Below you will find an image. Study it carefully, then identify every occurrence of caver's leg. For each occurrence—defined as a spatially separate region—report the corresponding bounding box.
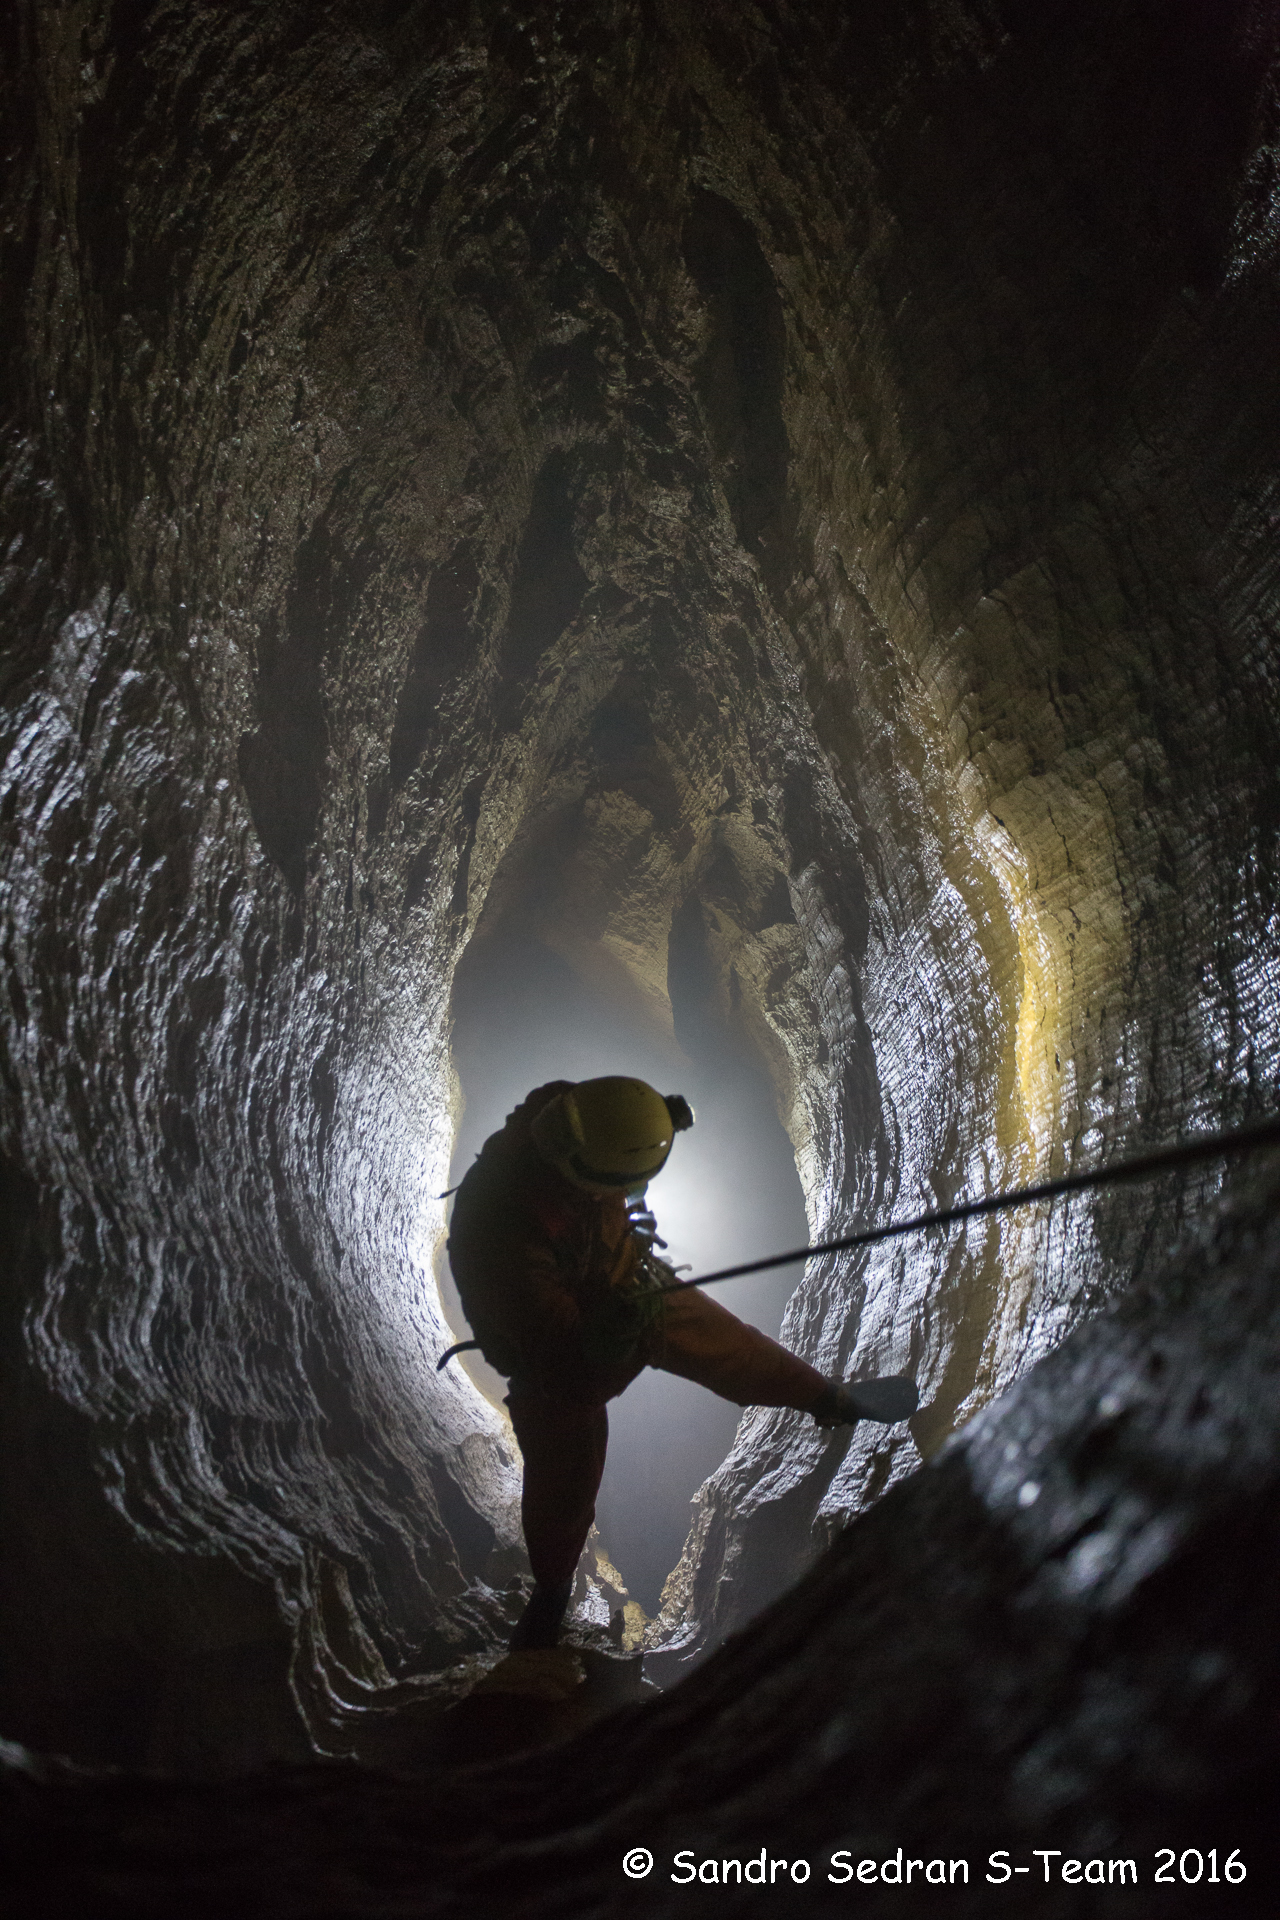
[650,1285,830,1410]
[650,1286,918,1425]
[505,1393,609,1648]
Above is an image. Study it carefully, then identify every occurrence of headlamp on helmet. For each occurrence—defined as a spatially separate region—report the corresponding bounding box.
[530,1076,694,1193]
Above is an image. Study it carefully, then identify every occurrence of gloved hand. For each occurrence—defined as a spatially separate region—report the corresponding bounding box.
[626,1205,668,1250]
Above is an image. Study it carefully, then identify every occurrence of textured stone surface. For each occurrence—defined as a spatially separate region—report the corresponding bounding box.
[2,0,1279,1773]
[5,1157,1280,1914]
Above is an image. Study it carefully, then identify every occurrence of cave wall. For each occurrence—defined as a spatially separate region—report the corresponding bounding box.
[8,1152,1280,1913]
[2,0,1278,1759]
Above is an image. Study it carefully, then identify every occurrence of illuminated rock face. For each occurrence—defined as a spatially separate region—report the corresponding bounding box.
[8,1161,1280,1906]
[2,0,1278,1764]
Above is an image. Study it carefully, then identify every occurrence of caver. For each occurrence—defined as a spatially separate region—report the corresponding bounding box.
[446,1076,918,1650]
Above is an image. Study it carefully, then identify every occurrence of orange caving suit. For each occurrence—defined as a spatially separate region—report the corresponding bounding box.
[447,1082,830,1588]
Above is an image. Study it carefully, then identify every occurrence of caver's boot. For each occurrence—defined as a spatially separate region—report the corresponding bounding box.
[509,1578,574,1651]
[811,1375,920,1428]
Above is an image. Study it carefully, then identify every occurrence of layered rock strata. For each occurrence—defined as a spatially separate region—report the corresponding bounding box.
[6,1154,1280,1915]
[1,0,1278,1762]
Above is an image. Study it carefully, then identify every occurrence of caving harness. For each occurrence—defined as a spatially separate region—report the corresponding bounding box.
[438,1196,677,1375]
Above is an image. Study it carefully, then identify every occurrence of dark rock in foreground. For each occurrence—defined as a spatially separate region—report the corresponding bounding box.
[5,1162,1280,1917]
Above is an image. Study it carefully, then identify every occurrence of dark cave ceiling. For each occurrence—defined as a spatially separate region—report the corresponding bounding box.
[2,0,1280,1865]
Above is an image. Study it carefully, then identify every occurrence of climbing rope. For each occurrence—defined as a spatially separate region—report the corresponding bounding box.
[435,1112,1280,1366]
[666,1111,1280,1294]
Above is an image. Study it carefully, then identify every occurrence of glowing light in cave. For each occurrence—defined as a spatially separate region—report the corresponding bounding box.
[439,928,811,1613]
[970,808,1069,1171]
[642,1089,802,1288]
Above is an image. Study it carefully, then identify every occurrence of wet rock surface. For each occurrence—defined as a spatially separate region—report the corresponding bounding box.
[2,0,1280,1853]
[6,1159,1280,1915]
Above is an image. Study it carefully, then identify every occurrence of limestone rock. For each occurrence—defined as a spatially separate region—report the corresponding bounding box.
[2,0,1279,1820]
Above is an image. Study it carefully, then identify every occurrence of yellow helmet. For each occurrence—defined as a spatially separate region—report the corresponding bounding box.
[530,1077,694,1192]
